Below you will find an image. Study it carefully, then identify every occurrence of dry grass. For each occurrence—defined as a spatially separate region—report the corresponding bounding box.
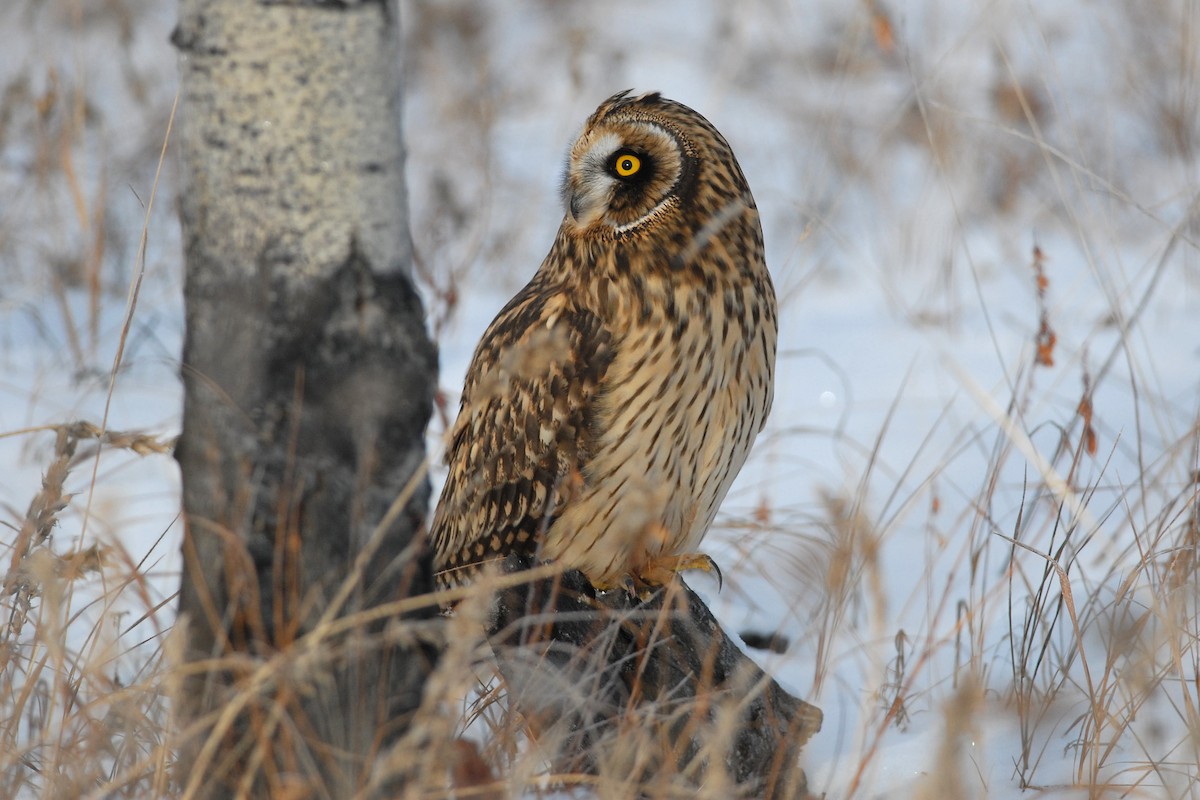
[1,423,176,798]
[4,0,1200,798]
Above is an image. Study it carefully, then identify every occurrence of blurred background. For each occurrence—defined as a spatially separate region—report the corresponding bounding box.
[2,1,1198,797]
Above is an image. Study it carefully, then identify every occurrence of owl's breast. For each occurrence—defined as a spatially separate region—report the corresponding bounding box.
[541,269,776,586]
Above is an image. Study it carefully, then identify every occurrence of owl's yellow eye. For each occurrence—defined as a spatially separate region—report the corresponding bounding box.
[614,153,641,177]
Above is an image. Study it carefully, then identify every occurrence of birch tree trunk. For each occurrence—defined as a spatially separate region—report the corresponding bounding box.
[171,2,437,796]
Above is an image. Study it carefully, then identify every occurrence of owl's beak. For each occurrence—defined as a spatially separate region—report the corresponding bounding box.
[567,191,584,222]
[562,173,605,230]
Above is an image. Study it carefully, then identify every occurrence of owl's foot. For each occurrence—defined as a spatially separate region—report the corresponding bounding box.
[621,552,722,599]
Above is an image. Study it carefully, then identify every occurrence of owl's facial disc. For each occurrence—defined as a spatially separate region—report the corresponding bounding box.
[562,120,687,235]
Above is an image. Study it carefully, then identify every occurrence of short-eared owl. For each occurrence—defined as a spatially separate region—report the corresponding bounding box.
[432,90,776,591]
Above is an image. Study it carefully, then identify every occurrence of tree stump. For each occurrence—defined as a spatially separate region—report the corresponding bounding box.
[488,555,822,798]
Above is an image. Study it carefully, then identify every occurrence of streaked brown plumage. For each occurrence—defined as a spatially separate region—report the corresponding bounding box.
[431,90,776,590]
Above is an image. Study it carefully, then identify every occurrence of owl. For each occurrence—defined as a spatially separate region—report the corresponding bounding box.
[431,90,776,593]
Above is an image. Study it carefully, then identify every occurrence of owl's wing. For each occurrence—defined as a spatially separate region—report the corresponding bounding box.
[431,286,614,586]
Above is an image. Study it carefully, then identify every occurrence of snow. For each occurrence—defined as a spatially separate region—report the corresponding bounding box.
[3,0,1199,797]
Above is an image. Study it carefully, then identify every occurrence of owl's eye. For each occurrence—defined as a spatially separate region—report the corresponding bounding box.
[611,152,642,178]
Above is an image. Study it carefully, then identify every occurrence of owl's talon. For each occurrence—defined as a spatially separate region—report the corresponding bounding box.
[708,557,724,592]
[683,552,722,591]
[622,551,722,597]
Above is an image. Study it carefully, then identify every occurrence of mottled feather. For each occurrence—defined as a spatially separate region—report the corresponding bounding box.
[431,273,615,585]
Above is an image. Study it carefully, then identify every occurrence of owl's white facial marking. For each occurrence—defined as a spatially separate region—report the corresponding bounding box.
[563,132,622,229]
[611,197,675,234]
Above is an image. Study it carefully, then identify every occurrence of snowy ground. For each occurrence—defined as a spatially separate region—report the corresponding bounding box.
[3,1,1198,797]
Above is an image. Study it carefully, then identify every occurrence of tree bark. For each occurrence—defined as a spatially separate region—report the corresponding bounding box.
[489,557,823,799]
[172,1,437,797]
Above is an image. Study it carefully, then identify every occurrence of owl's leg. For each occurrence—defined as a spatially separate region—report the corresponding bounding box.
[623,552,722,599]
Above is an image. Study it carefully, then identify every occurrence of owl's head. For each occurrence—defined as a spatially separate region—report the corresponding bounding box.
[560,90,752,239]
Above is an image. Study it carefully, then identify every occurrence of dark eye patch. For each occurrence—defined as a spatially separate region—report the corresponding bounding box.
[606,149,655,183]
